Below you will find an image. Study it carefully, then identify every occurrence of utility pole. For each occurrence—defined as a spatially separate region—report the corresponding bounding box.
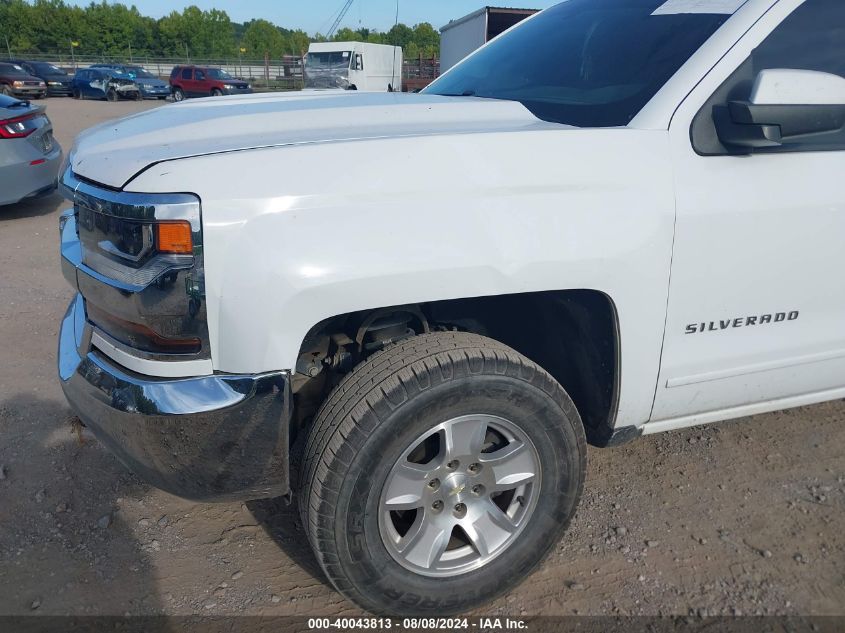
[70,40,79,69]
[184,42,189,62]
[128,41,132,62]
[4,35,10,59]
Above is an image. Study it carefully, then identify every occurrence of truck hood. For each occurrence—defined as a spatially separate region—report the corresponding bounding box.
[70,92,560,188]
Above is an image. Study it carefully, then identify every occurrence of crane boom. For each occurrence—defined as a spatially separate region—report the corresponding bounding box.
[327,0,356,39]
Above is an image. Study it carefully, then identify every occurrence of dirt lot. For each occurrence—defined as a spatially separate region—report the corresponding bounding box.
[0,98,843,621]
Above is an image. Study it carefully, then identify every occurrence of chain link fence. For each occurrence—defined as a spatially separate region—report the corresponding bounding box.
[6,51,441,92]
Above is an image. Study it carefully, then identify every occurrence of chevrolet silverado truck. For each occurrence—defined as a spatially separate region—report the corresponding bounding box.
[57,0,845,616]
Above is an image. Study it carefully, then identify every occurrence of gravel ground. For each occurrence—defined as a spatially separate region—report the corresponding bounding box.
[0,98,843,620]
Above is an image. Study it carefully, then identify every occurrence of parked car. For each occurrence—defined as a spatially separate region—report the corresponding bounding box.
[57,0,845,617]
[90,64,170,99]
[0,92,61,206]
[0,63,46,99]
[8,60,72,96]
[168,65,252,100]
[70,68,141,101]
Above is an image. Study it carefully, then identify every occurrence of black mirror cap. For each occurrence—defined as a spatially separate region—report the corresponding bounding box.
[714,104,782,151]
[714,101,845,152]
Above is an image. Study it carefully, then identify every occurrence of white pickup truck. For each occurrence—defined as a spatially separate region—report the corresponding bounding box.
[57,0,844,616]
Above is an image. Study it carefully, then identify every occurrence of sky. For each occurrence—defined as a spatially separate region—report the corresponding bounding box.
[65,0,563,33]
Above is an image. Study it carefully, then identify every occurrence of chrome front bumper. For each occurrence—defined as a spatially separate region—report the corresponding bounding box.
[58,293,292,501]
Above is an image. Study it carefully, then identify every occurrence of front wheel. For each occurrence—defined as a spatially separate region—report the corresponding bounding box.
[0,84,12,96]
[106,89,118,102]
[300,332,587,615]
[172,87,185,102]
[211,88,223,97]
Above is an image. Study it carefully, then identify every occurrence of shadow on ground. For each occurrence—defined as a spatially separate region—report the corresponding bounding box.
[246,495,332,591]
[0,192,63,222]
[0,393,168,620]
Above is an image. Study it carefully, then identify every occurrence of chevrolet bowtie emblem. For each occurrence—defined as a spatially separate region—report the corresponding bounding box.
[449,483,466,496]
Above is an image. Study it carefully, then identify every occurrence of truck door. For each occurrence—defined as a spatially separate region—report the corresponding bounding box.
[351,52,364,90]
[180,67,194,96]
[88,70,107,98]
[653,0,845,426]
[194,68,207,95]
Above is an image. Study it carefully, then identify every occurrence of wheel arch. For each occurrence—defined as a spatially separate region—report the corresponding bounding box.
[293,289,622,448]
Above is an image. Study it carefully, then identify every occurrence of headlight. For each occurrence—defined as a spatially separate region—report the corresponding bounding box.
[48,81,62,86]
[12,81,23,87]
[60,145,77,182]
[38,81,46,87]
[223,84,235,89]
[246,84,252,89]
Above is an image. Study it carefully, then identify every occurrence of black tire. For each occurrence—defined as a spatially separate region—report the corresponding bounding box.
[134,90,143,101]
[106,88,118,102]
[0,84,12,96]
[173,87,185,102]
[300,331,587,616]
[72,88,81,99]
[211,88,223,97]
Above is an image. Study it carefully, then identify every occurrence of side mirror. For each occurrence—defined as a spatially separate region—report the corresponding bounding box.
[714,69,845,150]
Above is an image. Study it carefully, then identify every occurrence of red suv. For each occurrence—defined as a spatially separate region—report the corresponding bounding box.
[169,65,253,100]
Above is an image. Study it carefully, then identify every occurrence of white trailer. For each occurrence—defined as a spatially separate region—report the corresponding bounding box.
[440,6,538,72]
[304,42,403,92]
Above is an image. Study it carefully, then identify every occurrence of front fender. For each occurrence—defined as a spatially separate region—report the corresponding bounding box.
[126,128,675,427]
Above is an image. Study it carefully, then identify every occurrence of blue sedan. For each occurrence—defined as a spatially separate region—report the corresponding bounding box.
[70,68,142,101]
[90,64,171,99]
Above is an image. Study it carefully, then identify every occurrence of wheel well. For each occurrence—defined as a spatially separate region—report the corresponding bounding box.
[293,289,620,447]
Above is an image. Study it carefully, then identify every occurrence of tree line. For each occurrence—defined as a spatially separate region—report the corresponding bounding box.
[0,0,441,60]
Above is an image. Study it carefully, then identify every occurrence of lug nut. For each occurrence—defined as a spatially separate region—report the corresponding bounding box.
[471,484,485,496]
[446,460,460,470]
[427,478,440,491]
[468,462,482,474]
[432,500,444,512]
[453,503,467,518]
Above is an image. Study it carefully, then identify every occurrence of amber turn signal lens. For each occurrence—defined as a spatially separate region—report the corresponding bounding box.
[155,222,193,254]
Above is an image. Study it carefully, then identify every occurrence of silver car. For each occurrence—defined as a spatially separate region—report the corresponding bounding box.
[0,92,62,206]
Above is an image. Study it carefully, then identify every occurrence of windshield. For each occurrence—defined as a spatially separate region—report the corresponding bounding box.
[0,64,30,77]
[206,68,234,80]
[105,71,133,80]
[306,51,352,70]
[124,66,156,79]
[425,0,732,127]
[34,62,66,75]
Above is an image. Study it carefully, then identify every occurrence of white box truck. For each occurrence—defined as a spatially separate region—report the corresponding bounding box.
[440,6,538,72]
[304,42,403,92]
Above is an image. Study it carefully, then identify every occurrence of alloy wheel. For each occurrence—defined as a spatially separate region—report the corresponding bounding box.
[378,414,541,577]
